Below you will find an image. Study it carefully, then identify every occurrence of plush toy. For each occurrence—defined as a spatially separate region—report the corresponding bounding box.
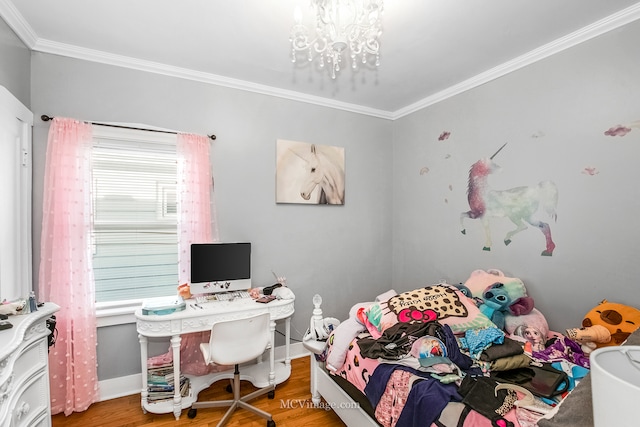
[505,308,551,352]
[177,283,192,299]
[581,299,640,348]
[461,269,506,297]
[565,325,611,354]
[271,286,295,300]
[0,300,25,316]
[477,282,530,330]
[459,269,535,330]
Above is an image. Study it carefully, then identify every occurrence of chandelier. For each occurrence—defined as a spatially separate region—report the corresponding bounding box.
[289,0,384,79]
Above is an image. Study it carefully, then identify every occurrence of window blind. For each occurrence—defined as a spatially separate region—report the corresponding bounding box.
[91,129,179,303]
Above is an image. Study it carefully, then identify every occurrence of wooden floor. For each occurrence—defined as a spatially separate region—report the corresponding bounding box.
[51,356,346,427]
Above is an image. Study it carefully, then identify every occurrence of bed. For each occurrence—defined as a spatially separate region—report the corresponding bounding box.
[303,284,640,427]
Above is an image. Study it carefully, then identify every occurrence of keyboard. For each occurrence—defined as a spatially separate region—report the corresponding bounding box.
[195,290,251,304]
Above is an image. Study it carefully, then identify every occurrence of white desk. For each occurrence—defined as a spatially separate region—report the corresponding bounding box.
[135,296,295,420]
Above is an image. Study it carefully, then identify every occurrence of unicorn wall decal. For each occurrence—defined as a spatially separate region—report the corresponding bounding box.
[460,143,558,256]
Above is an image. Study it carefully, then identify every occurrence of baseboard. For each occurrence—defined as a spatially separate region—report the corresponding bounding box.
[99,373,143,401]
[98,342,309,402]
[274,341,307,361]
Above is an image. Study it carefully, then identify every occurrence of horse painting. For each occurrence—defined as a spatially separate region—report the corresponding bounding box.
[275,140,345,205]
[299,144,345,204]
[460,143,558,256]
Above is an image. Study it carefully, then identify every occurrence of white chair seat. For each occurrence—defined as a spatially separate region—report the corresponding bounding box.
[188,312,276,427]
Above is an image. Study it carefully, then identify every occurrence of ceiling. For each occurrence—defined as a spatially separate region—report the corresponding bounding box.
[2,0,640,119]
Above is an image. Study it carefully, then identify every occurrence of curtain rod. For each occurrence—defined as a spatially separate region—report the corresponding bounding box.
[41,115,216,140]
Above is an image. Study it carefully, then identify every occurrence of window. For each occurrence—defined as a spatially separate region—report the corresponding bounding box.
[91,127,179,303]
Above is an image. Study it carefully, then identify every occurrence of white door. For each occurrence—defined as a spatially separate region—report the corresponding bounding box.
[0,86,33,303]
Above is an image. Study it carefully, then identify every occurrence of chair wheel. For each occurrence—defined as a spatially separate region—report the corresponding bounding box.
[267,420,276,427]
[187,408,197,419]
[226,384,233,393]
[268,390,275,399]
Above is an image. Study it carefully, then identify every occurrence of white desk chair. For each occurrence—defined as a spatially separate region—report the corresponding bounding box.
[187,312,276,427]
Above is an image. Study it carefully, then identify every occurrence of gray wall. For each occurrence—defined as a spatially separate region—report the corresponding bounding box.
[391,21,640,332]
[0,17,30,107]
[29,53,393,379]
[4,14,640,382]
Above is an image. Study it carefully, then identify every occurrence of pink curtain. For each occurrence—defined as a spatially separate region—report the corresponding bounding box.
[39,118,99,416]
[148,133,222,376]
[177,133,218,284]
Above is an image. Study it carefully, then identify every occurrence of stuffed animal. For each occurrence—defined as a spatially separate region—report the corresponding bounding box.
[505,308,551,352]
[478,282,529,330]
[459,269,535,330]
[0,300,25,316]
[177,283,192,299]
[271,286,295,300]
[581,300,640,348]
[565,325,611,354]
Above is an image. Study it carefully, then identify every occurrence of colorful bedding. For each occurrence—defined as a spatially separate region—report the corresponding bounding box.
[322,281,593,427]
[326,333,379,393]
[326,329,534,427]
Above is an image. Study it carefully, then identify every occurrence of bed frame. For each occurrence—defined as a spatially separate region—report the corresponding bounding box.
[303,298,379,427]
[302,297,640,427]
[309,354,379,426]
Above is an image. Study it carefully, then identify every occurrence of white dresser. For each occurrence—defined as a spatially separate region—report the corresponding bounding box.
[0,303,59,427]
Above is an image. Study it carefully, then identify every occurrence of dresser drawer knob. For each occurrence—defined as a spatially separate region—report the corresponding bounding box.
[0,374,14,402]
[16,401,31,419]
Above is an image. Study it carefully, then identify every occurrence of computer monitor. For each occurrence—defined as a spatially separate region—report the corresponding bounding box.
[190,242,251,294]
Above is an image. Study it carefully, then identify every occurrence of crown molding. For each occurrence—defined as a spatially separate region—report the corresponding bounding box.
[0,0,36,47]
[2,0,639,120]
[32,38,395,121]
[392,2,640,119]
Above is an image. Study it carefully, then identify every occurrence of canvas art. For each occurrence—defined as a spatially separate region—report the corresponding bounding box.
[276,139,345,205]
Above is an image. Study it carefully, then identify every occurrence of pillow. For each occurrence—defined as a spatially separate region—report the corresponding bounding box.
[504,308,549,337]
[325,317,366,372]
[364,284,496,335]
[461,269,509,298]
[326,301,374,371]
[462,269,531,305]
[504,308,551,352]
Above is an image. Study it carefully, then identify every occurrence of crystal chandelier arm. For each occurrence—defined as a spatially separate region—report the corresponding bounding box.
[289,0,384,78]
[290,24,312,51]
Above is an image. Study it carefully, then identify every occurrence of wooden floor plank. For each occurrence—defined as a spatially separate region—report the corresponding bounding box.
[51,356,347,427]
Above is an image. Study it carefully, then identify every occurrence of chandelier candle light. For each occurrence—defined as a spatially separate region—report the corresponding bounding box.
[290,0,384,79]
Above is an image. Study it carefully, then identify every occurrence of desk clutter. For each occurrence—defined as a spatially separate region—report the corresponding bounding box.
[141,296,186,315]
[139,283,295,318]
[178,281,295,301]
[134,284,295,420]
[147,363,190,403]
[140,287,295,316]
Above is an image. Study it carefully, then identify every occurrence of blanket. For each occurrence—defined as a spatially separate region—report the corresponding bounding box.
[538,327,640,427]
